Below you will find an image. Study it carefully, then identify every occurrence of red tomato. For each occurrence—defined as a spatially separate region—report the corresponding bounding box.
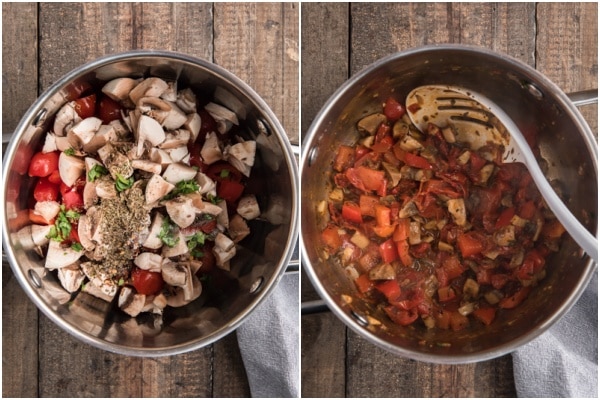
[206,161,243,183]
[376,279,402,302]
[33,177,60,202]
[403,152,433,170]
[97,95,123,123]
[355,274,374,294]
[131,268,165,295]
[218,179,245,204]
[383,97,406,121]
[47,169,62,184]
[62,190,84,210]
[384,306,418,326]
[64,81,93,101]
[28,151,59,177]
[73,94,97,119]
[198,109,218,136]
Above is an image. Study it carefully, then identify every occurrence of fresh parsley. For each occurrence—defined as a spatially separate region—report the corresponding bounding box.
[187,231,207,258]
[158,217,180,247]
[47,206,80,243]
[71,242,83,252]
[115,174,134,192]
[64,148,76,156]
[206,193,223,204]
[163,180,200,200]
[88,164,109,182]
[219,169,230,179]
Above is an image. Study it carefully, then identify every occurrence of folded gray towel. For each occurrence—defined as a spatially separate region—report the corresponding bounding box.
[513,271,598,398]
[237,272,299,398]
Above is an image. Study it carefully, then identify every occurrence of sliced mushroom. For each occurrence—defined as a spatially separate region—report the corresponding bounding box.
[129,77,169,104]
[165,145,189,163]
[136,115,166,157]
[161,261,188,286]
[382,161,402,187]
[200,132,223,165]
[368,263,396,280]
[213,244,236,268]
[143,212,165,249]
[30,224,52,247]
[58,152,85,187]
[237,195,260,220]
[216,200,229,229]
[54,101,82,136]
[102,77,139,103]
[137,96,172,125]
[95,175,118,199]
[159,129,191,150]
[162,101,188,130]
[205,102,239,134]
[165,197,197,228]
[108,119,130,137]
[228,214,250,243]
[131,159,162,175]
[357,113,386,136]
[226,141,256,177]
[195,172,217,196]
[42,133,59,153]
[77,214,95,251]
[184,113,201,142]
[214,86,246,120]
[149,147,173,166]
[57,263,85,293]
[175,88,197,114]
[118,286,147,317]
[161,162,197,185]
[398,201,419,219]
[166,275,202,307]
[83,124,118,154]
[494,225,516,246]
[33,200,61,222]
[67,117,103,149]
[134,252,163,272]
[45,240,83,269]
[160,81,178,102]
[447,198,467,226]
[398,135,423,151]
[145,174,175,204]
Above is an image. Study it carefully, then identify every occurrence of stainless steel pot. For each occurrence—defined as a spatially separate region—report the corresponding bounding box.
[3,50,299,356]
[301,44,597,363]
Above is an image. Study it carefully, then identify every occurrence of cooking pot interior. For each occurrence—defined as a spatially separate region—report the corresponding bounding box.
[4,52,297,355]
[301,46,597,361]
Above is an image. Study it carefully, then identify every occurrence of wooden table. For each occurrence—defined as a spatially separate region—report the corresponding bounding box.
[2,3,298,397]
[300,2,597,398]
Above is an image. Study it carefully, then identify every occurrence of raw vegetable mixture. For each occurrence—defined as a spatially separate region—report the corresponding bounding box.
[320,96,566,331]
[9,75,262,318]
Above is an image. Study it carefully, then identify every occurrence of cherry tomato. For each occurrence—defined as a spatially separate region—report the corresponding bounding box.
[33,177,60,202]
[198,109,218,136]
[97,95,123,124]
[47,169,62,184]
[62,190,84,211]
[28,151,59,177]
[218,179,245,204]
[206,161,243,183]
[131,268,165,295]
[188,142,208,172]
[73,93,97,119]
[64,81,93,101]
[383,97,406,121]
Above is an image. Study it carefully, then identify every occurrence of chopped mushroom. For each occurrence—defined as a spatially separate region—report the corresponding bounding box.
[447,198,467,226]
[33,200,61,222]
[357,113,386,136]
[228,214,250,243]
[161,261,188,287]
[184,113,201,142]
[45,240,83,269]
[159,129,191,150]
[205,102,239,134]
[134,252,163,272]
[237,195,260,220]
[129,77,169,105]
[200,132,223,165]
[57,263,85,293]
[136,115,166,157]
[165,197,197,228]
[162,162,197,185]
[226,141,256,177]
[53,101,82,136]
[143,212,166,249]
[368,263,396,280]
[58,152,85,187]
[162,102,188,130]
[162,231,188,258]
[145,174,175,204]
[175,88,197,114]
[68,117,103,149]
[131,159,162,175]
[102,77,139,103]
[118,286,146,317]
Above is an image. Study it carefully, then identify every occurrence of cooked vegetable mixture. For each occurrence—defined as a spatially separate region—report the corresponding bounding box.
[321,96,566,331]
[11,76,261,317]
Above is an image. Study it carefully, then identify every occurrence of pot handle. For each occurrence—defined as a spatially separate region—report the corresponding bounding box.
[567,88,598,107]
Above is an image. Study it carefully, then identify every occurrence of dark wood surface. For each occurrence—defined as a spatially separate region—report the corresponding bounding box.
[2,2,298,398]
[300,2,597,398]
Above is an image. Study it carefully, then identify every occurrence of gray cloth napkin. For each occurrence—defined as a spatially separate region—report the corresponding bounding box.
[513,270,598,398]
[237,272,299,398]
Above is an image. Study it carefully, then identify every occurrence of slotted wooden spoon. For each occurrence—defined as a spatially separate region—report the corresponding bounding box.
[406,85,598,262]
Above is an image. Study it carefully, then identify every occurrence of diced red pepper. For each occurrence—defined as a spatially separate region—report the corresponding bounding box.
[396,240,412,267]
[376,279,402,302]
[374,204,391,227]
[355,273,374,294]
[449,311,469,331]
[404,152,433,170]
[499,286,531,309]
[333,145,355,172]
[472,306,496,326]
[341,202,363,224]
[457,232,484,258]
[384,306,418,326]
[359,194,379,217]
[321,226,342,250]
[518,200,537,219]
[437,286,456,302]
[379,239,398,263]
[495,207,516,229]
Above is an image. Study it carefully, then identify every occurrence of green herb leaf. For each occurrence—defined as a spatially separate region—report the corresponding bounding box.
[64,148,76,156]
[117,278,125,286]
[88,164,109,182]
[71,242,83,252]
[219,169,230,179]
[158,217,180,247]
[46,206,80,242]
[115,174,134,192]
[163,179,200,200]
[206,193,223,204]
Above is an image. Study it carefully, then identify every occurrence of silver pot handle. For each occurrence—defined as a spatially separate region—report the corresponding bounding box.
[567,89,598,107]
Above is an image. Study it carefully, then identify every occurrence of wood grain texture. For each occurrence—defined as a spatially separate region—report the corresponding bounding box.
[4,2,296,398]
[2,3,40,398]
[214,2,299,145]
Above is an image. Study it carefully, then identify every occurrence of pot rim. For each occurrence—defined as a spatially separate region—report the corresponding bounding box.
[3,49,299,357]
[300,43,597,364]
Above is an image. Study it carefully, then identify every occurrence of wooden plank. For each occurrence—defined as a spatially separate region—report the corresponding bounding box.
[536,2,598,135]
[2,3,40,398]
[300,2,350,137]
[214,3,299,145]
[35,3,217,397]
[300,3,349,397]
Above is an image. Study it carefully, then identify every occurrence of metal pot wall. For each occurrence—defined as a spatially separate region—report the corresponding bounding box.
[3,50,299,356]
[301,44,597,363]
